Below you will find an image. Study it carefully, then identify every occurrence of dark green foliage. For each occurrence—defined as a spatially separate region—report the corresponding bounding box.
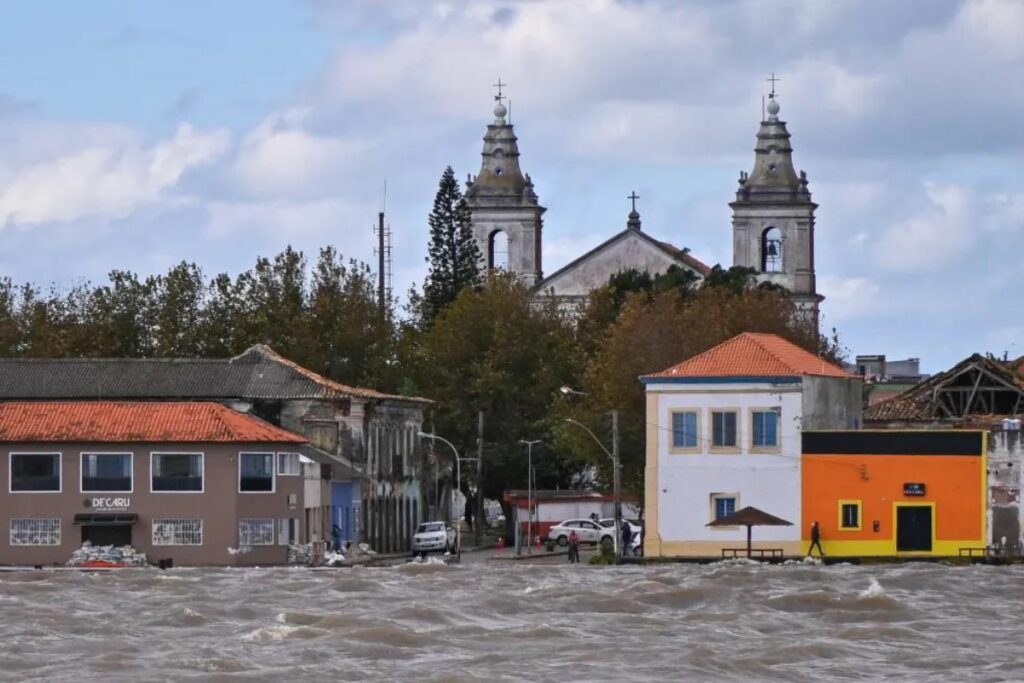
[420,166,482,325]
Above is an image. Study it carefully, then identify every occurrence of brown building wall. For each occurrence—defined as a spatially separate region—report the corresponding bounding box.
[0,441,304,567]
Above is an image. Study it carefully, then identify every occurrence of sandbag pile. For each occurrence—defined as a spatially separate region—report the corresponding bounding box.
[67,541,148,567]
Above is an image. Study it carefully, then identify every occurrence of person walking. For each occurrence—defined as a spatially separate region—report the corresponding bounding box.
[808,520,825,557]
[567,529,580,564]
[620,520,633,558]
[331,523,343,552]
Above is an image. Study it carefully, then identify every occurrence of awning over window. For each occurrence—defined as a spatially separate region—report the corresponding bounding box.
[73,513,138,526]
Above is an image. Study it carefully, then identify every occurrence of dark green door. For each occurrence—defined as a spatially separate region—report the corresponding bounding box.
[896,506,932,552]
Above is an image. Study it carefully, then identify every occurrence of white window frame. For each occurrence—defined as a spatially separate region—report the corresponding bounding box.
[239,452,276,494]
[8,452,62,494]
[239,518,275,546]
[10,518,61,546]
[277,452,302,477]
[152,518,203,546]
[80,452,134,494]
[669,410,700,453]
[150,452,205,494]
[749,408,781,451]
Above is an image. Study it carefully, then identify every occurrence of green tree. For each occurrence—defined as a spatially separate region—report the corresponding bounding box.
[416,273,586,535]
[420,166,482,324]
[153,262,207,357]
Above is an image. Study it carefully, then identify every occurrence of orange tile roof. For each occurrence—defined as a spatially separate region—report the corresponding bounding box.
[0,401,307,443]
[646,333,853,379]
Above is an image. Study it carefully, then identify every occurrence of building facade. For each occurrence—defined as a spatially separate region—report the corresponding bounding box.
[0,402,307,567]
[642,333,861,558]
[0,345,431,553]
[802,430,987,557]
[731,94,823,326]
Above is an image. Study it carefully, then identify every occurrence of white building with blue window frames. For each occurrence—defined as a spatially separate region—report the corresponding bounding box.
[641,333,861,558]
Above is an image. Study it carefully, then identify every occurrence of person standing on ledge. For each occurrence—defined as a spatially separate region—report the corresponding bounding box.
[808,521,825,557]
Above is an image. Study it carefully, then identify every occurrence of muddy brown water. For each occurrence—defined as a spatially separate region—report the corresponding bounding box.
[1,560,1022,681]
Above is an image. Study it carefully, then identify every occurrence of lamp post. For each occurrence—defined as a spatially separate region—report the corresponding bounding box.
[561,386,622,563]
[418,431,463,562]
[518,439,541,555]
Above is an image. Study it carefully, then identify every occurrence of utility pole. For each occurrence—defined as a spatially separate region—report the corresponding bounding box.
[475,410,484,547]
[377,210,386,315]
[612,410,622,564]
[518,439,541,556]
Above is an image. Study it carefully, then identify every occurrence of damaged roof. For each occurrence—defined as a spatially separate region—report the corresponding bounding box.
[0,344,430,404]
[865,353,1024,422]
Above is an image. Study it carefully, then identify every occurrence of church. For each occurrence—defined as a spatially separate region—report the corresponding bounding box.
[462,82,823,325]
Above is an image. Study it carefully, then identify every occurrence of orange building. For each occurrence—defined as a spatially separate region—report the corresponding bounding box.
[802,431,986,557]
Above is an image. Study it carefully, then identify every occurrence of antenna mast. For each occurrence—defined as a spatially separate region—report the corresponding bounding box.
[374,181,393,315]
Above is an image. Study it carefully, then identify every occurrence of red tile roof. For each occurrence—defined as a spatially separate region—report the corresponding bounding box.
[646,333,853,379]
[0,401,307,443]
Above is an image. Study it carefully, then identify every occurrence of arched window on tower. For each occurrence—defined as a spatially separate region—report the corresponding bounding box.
[489,230,509,270]
[761,227,783,273]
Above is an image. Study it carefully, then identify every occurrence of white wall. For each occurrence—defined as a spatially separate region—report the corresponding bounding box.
[649,381,803,544]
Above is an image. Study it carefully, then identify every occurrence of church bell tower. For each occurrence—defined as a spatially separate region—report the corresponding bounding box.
[731,84,822,327]
[464,83,545,285]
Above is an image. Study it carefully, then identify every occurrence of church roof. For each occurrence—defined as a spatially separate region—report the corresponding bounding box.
[644,333,851,380]
[534,226,710,293]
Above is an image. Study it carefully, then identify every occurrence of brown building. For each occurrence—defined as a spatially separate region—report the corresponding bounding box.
[0,401,308,567]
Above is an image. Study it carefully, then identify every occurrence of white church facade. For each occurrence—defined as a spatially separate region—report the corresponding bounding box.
[462,86,823,321]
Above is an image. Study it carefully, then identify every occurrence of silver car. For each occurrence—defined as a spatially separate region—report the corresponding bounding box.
[412,521,457,556]
[547,519,615,548]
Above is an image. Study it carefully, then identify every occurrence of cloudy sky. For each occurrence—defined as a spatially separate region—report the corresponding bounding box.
[0,0,1021,371]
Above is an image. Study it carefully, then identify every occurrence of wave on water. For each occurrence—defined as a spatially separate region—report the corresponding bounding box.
[859,578,885,599]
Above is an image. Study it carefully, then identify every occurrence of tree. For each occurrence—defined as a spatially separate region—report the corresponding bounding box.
[153,262,206,357]
[415,273,586,537]
[420,166,482,324]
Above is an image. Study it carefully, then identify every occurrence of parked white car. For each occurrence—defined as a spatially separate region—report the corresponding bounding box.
[599,518,643,556]
[412,521,457,556]
[547,519,615,548]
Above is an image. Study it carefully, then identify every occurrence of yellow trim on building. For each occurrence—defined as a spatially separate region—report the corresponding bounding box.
[837,499,862,531]
[643,391,662,558]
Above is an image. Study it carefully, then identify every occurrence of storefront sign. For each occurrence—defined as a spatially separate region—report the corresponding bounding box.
[903,483,926,497]
[84,497,132,511]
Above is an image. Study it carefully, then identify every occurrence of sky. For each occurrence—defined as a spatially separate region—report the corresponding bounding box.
[0,0,1021,372]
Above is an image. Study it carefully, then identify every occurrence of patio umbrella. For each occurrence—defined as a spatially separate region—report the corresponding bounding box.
[705,506,793,558]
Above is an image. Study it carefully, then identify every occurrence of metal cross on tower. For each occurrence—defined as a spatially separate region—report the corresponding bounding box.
[628,191,640,212]
[766,72,780,98]
[493,78,507,103]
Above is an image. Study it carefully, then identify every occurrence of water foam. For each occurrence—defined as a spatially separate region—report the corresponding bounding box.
[859,578,885,599]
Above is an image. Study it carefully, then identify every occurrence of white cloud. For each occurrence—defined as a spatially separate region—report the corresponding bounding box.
[206,197,369,247]
[0,122,228,227]
[819,275,881,321]
[233,107,367,196]
[876,183,974,271]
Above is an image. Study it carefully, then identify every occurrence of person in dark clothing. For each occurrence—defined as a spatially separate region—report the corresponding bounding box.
[620,520,633,558]
[464,498,474,532]
[331,523,343,552]
[808,521,825,556]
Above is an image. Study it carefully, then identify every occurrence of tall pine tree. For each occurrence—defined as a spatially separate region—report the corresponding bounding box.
[421,166,481,324]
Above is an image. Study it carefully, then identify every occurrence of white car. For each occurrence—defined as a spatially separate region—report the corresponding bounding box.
[412,521,457,556]
[547,519,615,548]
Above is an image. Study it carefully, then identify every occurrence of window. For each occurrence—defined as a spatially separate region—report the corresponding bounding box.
[711,411,738,448]
[10,518,60,545]
[277,518,300,546]
[277,452,301,476]
[671,411,698,450]
[751,410,780,449]
[10,453,61,492]
[81,453,132,492]
[712,495,737,521]
[240,453,275,492]
[239,518,274,546]
[839,501,861,530]
[152,519,203,546]
[151,453,203,492]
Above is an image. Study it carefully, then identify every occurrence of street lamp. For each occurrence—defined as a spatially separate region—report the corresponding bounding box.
[561,386,622,563]
[418,431,463,561]
[518,439,541,555]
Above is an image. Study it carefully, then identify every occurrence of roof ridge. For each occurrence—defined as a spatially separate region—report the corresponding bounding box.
[745,332,803,374]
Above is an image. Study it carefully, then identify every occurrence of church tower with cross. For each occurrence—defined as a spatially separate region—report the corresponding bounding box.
[731,76,823,327]
[464,80,546,285]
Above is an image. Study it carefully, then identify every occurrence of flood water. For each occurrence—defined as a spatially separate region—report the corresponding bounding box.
[1,560,1022,681]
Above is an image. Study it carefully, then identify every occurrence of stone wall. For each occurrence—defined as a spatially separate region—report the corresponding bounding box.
[989,429,1024,553]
